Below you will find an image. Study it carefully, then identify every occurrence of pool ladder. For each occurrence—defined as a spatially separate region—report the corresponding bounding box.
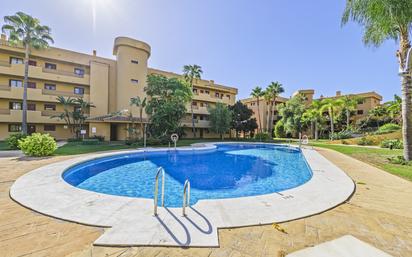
[153,167,165,216]
[153,167,191,217]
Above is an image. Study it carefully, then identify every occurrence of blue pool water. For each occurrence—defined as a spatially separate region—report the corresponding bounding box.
[63,144,312,207]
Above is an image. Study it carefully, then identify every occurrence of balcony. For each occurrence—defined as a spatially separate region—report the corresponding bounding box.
[0,63,90,85]
[192,93,233,104]
[0,86,90,102]
[181,119,211,128]
[41,110,63,117]
[0,109,65,123]
[189,105,210,115]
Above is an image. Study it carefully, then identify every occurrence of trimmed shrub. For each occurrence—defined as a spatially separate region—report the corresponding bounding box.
[376,123,401,134]
[18,133,57,156]
[387,156,412,166]
[274,120,286,138]
[6,133,27,149]
[254,132,270,141]
[330,130,353,140]
[380,139,403,149]
[356,137,374,146]
[91,135,105,142]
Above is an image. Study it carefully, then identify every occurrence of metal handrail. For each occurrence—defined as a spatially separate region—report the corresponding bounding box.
[153,167,165,216]
[182,179,191,216]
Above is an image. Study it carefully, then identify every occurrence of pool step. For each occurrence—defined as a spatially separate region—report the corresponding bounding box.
[94,207,218,247]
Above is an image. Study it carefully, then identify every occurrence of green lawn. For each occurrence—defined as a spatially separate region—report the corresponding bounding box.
[54,142,135,155]
[0,141,11,150]
[310,142,412,181]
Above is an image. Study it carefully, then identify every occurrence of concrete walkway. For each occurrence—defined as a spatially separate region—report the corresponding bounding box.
[0,147,411,256]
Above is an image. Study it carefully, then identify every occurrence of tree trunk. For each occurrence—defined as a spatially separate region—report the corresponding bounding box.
[267,103,273,135]
[257,98,262,133]
[140,108,144,139]
[401,75,412,160]
[314,122,318,140]
[346,109,350,129]
[22,44,30,135]
[190,103,196,138]
[330,108,334,139]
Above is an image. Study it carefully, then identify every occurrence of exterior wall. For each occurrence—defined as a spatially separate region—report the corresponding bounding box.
[89,61,109,116]
[88,122,110,141]
[0,123,72,140]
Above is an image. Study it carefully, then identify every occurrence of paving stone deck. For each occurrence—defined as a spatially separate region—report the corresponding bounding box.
[0,146,411,256]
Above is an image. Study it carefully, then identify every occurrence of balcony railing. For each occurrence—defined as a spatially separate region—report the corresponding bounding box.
[0,60,11,67]
[41,110,63,117]
[42,89,84,98]
[0,85,11,91]
[0,109,10,115]
[42,67,88,78]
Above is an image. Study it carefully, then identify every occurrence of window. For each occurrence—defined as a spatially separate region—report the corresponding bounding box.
[10,57,23,64]
[44,104,56,111]
[193,88,198,94]
[357,99,365,104]
[28,60,37,66]
[131,60,139,64]
[357,110,364,115]
[205,90,210,94]
[131,79,139,84]
[192,101,197,106]
[200,102,204,107]
[9,102,22,110]
[28,103,36,111]
[200,90,204,93]
[44,83,56,90]
[45,63,56,70]
[44,124,56,131]
[74,68,84,76]
[27,82,36,89]
[226,95,230,99]
[74,87,84,95]
[9,79,23,88]
[215,92,220,98]
[74,106,81,112]
[8,124,22,132]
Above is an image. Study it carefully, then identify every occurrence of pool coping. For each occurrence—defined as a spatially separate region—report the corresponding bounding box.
[9,142,355,247]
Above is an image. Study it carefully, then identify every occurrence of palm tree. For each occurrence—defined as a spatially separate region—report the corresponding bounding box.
[340,95,360,128]
[2,12,54,134]
[303,100,323,140]
[320,98,343,139]
[52,96,75,136]
[183,64,203,138]
[342,0,412,160]
[250,86,265,133]
[386,94,402,124]
[130,96,147,139]
[265,82,284,135]
[368,105,388,129]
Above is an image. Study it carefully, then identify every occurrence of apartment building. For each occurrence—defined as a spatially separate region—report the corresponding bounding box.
[241,89,382,133]
[0,35,237,140]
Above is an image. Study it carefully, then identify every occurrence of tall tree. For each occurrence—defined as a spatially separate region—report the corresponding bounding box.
[183,64,203,138]
[208,103,232,140]
[342,0,412,160]
[320,98,343,138]
[250,86,265,133]
[368,105,388,128]
[385,94,402,124]
[265,82,284,136]
[340,95,360,128]
[130,96,147,139]
[302,100,324,140]
[145,74,192,138]
[277,94,307,137]
[2,12,54,134]
[229,101,257,138]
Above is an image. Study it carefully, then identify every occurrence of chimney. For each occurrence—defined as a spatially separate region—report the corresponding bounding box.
[1,34,6,41]
[336,91,341,96]
[92,50,97,56]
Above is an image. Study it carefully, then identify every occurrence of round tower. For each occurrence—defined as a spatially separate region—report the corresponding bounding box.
[113,37,151,116]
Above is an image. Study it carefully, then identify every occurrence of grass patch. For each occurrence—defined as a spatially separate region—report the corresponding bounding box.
[54,142,134,155]
[0,141,11,150]
[310,142,412,181]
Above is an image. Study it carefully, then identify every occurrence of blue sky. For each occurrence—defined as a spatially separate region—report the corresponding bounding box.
[1,0,400,101]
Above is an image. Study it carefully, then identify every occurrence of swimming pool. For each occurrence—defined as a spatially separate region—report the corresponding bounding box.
[63,144,313,207]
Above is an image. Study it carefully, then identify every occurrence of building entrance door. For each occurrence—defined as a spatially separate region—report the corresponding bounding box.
[110,124,117,141]
[28,125,36,135]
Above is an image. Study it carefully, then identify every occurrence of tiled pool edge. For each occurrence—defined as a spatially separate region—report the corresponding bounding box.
[9,143,355,247]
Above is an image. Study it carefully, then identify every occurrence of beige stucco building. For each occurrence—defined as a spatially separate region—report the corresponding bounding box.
[0,35,237,140]
[241,89,382,134]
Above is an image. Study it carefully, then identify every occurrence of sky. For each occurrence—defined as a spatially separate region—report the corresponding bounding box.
[0,0,401,102]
